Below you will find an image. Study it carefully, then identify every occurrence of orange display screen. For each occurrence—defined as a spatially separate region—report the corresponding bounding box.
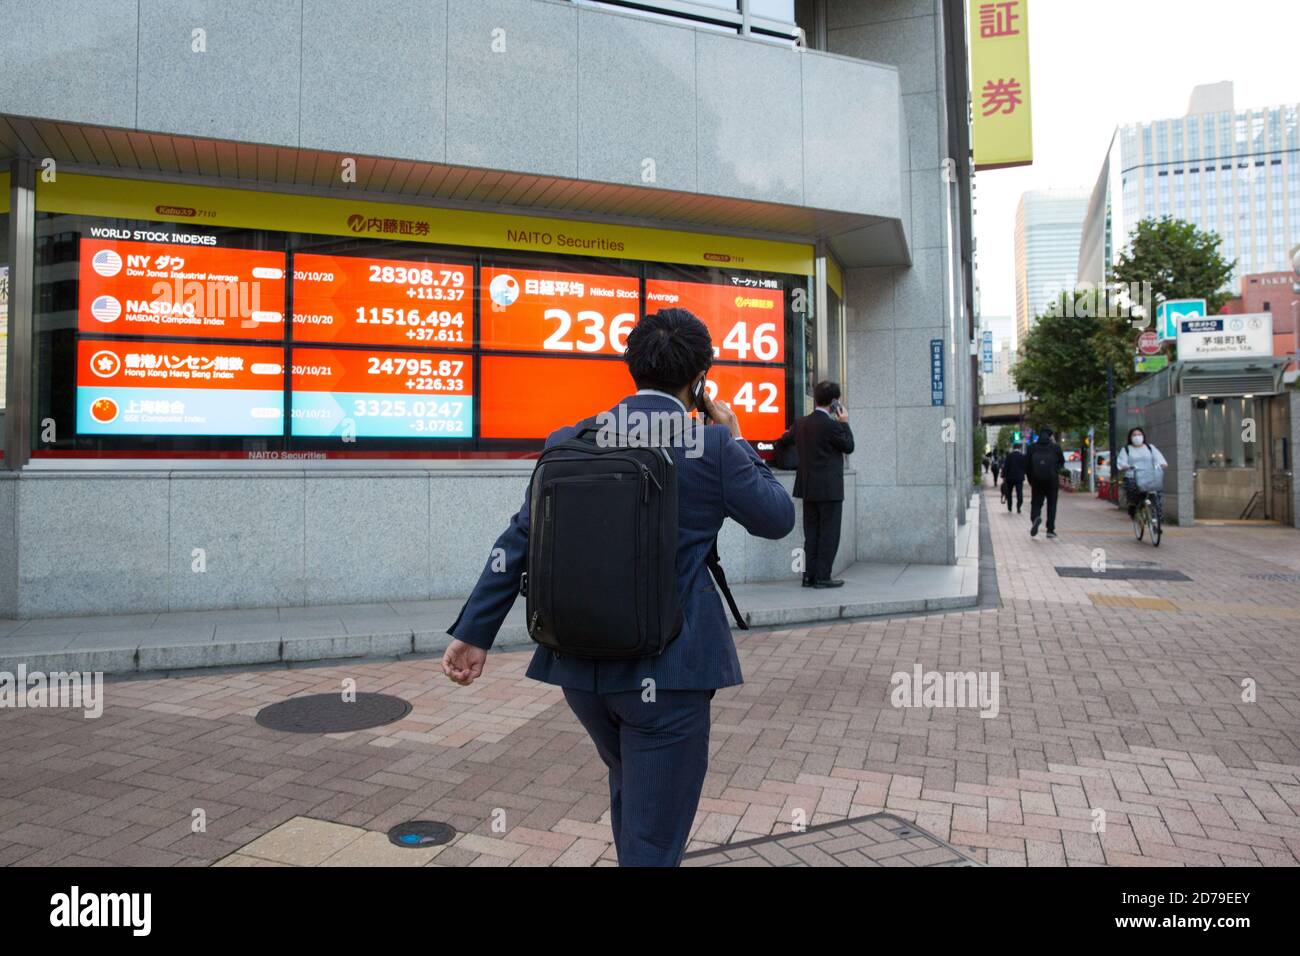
[703,364,787,442]
[480,355,633,439]
[290,347,473,439]
[292,253,471,348]
[71,233,794,448]
[78,237,286,340]
[478,356,786,443]
[644,278,785,363]
[291,348,470,396]
[480,266,640,354]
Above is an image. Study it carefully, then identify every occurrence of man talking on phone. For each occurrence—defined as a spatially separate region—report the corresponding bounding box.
[777,381,854,588]
[441,308,794,866]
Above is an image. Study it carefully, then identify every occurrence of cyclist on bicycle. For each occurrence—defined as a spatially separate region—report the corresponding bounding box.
[1116,427,1168,520]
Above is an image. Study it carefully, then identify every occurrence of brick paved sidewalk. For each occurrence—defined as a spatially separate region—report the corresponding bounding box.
[2,481,1298,866]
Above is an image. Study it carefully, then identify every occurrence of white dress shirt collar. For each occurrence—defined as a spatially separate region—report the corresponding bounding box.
[635,388,687,414]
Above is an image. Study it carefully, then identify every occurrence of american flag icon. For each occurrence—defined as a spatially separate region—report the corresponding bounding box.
[90,295,121,323]
[91,248,122,277]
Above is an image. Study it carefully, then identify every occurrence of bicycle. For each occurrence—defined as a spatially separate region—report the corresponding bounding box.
[1131,488,1162,547]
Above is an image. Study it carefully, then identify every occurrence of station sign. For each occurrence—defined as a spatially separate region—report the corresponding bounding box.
[1175,312,1273,361]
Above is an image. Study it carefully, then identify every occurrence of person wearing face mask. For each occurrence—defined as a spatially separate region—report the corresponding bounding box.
[1117,427,1168,520]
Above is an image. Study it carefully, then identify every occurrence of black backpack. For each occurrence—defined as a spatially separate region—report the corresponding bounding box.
[519,420,748,661]
[773,436,798,470]
[1028,443,1057,485]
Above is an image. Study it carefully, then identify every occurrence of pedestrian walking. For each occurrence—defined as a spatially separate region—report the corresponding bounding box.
[1027,429,1065,538]
[443,309,795,866]
[1001,444,1026,513]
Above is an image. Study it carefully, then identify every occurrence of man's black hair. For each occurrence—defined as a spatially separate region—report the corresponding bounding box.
[813,381,841,407]
[624,309,713,392]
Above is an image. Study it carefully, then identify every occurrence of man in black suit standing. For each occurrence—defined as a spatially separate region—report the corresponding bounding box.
[776,381,854,589]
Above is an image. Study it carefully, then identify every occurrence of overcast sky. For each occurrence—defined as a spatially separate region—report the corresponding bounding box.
[973,0,1300,344]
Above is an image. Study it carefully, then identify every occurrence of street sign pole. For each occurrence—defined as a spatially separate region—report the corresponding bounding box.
[1088,425,1095,494]
[1107,362,1116,504]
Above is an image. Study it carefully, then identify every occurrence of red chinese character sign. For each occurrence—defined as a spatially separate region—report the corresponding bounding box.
[969,0,1033,170]
[978,0,1021,38]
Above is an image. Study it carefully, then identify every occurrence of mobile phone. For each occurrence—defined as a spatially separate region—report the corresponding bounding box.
[830,399,844,417]
[693,379,710,420]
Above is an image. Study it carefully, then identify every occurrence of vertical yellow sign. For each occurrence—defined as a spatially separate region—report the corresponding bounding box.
[969,0,1033,170]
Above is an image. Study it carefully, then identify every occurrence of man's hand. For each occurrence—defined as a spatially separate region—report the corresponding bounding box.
[834,406,849,423]
[705,396,742,439]
[442,638,488,686]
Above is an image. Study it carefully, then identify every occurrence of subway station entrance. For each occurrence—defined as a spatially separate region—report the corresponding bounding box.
[1117,359,1299,526]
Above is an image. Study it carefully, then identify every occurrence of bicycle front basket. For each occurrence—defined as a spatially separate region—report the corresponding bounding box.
[1136,470,1164,493]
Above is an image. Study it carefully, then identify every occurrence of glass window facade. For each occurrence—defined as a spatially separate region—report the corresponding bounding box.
[1193,396,1258,469]
[1117,103,1299,285]
[31,201,805,461]
[825,283,843,402]
[0,200,8,458]
[1014,190,1089,342]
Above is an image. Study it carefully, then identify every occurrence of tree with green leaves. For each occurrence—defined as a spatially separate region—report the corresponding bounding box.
[1013,289,1108,438]
[1096,216,1237,387]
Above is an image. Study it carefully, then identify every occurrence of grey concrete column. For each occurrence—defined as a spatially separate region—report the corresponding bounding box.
[4,160,33,471]
[1174,396,1196,526]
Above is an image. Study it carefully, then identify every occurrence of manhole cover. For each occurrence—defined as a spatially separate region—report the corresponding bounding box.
[387,820,457,848]
[1244,572,1300,583]
[681,812,979,867]
[1056,567,1191,581]
[255,693,411,733]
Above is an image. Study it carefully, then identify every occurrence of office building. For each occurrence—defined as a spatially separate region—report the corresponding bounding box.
[1080,82,1300,288]
[0,0,978,618]
[1219,264,1300,378]
[1014,188,1088,345]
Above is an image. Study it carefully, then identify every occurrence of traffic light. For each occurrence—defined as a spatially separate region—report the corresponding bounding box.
[1012,430,1021,443]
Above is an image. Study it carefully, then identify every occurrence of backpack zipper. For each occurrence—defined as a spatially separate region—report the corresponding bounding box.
[641,464,662,502]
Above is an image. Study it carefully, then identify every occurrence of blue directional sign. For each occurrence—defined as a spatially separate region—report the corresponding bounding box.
[1155,298,1206,341]
[931,339,945,406]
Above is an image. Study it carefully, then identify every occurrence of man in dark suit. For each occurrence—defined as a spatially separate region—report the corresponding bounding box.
[777,381,854,589]
[1028,428,1066,538]
[442,309,795,866]
[1001,443,1027,513]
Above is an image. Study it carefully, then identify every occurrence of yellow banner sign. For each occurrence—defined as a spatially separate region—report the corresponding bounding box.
[826,255,844,299]
[0,171,9,215]
[969,0,1033,171]
[36,173,814,276]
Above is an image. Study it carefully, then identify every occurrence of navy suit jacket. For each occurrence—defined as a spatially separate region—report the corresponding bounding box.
[447,392,796,692]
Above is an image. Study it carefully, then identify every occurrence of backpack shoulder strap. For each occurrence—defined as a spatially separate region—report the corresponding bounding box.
[705,538,748,630]
[571,415,604,441]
